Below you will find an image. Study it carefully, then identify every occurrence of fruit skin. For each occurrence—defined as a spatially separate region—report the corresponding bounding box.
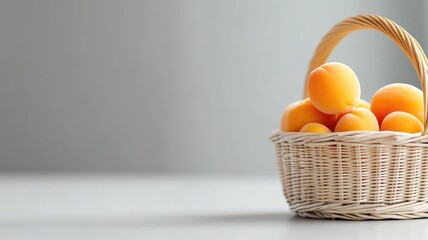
[380,111,424,133]
[281,99,337,132]
[338,99,371,119]
[299,123,332,133]
[371,83,423,125]
[307,62,361,114]
[334,108,379,132]
[356,99,370,109]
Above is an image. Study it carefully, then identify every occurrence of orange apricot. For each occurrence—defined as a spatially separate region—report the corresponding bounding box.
[281,99,337,132]
[371,83,423,125]
[334,108,379,132]
[307,62,361,114]
[299,123,332,133]
[380,111,423,133]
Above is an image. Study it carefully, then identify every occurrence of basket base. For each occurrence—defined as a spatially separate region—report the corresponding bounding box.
[289,201,428,220]
[296,211,428,220]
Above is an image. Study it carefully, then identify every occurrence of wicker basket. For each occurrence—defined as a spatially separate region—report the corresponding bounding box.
[270,14,428,220]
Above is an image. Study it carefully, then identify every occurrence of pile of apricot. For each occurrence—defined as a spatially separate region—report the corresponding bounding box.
[281,62,424,133]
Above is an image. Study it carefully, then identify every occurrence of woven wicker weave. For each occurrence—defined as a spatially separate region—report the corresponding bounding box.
[271,14,428,220]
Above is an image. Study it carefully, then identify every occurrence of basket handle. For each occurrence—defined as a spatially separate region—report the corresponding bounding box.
[303,14,428,135]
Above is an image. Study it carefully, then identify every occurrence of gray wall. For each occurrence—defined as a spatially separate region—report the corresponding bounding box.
[0,0,424,174]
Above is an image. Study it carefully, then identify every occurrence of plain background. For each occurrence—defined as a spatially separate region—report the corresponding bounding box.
[0,0,424,174]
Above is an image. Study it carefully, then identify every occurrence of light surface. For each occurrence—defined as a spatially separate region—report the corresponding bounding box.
[0,175,427,239]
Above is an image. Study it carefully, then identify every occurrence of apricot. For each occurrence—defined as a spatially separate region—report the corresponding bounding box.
[371,83,423,125]
[299,123,332,133]
[281,99,337,132]
[334,108,379,132]
[307,62,361,114]
[380,111,423,133]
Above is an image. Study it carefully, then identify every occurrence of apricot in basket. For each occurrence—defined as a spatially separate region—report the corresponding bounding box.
[380,111,423,133]
[299,123,332,133]
[281,99,337,132]
[307,62,361,114]
[334,108,379,132]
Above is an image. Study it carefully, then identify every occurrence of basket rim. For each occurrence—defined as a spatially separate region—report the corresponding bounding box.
[270,129,428,145]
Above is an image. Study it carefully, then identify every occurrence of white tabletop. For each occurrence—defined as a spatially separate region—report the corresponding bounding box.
[0,174,427,240]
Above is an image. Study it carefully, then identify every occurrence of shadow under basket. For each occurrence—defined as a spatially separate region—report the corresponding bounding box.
[271,15,428,220]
